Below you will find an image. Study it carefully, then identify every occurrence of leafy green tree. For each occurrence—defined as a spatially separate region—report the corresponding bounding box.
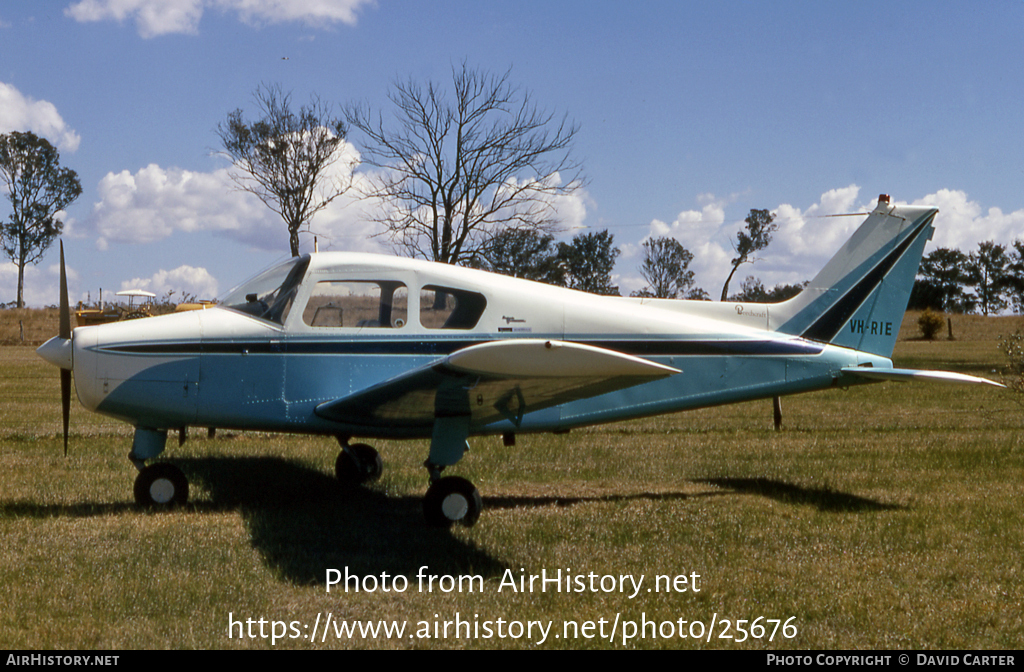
[917,247,974,313]
[632,236,706,299]
[967,240,1009,316]
[0,131,82,308]
[730,276,769,302]
[217,83,350,257]
[553,230,619,295]
[476,228,560,282]
[720,208,778,301]
[908,278,944,311]
[1004,239,1024,314]
[727,276,806,302]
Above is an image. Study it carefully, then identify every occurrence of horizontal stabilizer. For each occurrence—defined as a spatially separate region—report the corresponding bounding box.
[315,339,679,429]
[841,367,1004,387]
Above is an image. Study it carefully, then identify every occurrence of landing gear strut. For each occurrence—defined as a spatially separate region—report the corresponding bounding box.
[420,414,482,527]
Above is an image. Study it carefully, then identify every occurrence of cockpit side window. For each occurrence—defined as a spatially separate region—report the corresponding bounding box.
[419,285,486,329]
[221,256,310,325]
[303,280,409,329]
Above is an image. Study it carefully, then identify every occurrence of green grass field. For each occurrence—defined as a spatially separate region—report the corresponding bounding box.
[1,311,1021,649]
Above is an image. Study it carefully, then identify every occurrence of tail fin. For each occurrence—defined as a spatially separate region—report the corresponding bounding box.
[771,195,936,358]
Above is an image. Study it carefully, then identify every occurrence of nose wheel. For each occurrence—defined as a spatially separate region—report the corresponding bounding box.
[133,463,189,507]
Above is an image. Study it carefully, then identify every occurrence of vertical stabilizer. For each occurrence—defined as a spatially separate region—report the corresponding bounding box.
[771,195,936,358]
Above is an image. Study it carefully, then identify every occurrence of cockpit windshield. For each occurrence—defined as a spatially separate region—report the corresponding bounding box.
[221,256,310,325]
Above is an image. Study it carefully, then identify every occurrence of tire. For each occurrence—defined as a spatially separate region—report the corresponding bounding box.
[423,476,482,527]
[134,463,188,507]
[335,444,382,484]
[350,443,383,482]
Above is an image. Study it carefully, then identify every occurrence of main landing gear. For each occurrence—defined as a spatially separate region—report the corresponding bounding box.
[423,473,482,528]
[335,435,483,528]
[334,440,383,485]
[126,427,483,525]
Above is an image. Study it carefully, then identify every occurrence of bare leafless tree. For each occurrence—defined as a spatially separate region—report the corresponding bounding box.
[217,84,351,257]
[345,63,583,265]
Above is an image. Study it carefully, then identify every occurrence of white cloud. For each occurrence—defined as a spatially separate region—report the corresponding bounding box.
[643,193,731,297]
[86,141,388,255]
[221,0,372,27]
[90,163,275,247]
[65,0,203,37]
[490,171,589,237]
[1,260,81,308]
[120,265,219,300]
[65,0,373,37]
[648,193,727,240]
[638,185,1024,298]
[913,189,1024,252]
[0,82,81,152]
[769,185,867,263]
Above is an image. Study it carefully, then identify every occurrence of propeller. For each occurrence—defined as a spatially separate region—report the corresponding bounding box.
[59,241,71,456]
[36,241,73,455]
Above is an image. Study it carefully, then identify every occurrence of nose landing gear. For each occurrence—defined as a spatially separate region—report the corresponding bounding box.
[134,462,189,507]
[129,427,189,508]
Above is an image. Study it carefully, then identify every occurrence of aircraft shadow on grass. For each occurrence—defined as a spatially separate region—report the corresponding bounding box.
[172,456,510,585]
[484,490,704,511]
[696,477,906,512]
[0,456,507,585]
[0,461,903,584]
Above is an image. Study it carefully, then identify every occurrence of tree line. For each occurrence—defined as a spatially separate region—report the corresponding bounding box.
[910,242,1024,316]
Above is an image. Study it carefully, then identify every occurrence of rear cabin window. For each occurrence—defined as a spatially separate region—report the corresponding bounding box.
[303,281,408,329]
[419,285,487,329]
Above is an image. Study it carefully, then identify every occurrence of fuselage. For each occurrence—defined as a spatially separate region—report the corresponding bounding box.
[68,252,888,439]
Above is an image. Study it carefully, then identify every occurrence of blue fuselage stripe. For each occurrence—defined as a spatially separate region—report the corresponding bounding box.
[96,338,823,358]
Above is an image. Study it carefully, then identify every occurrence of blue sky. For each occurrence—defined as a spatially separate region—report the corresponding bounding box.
[3,0,1024,306]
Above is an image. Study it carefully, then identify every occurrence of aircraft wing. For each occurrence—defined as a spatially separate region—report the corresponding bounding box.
[315,339,680,429]
[840,367,1004,387]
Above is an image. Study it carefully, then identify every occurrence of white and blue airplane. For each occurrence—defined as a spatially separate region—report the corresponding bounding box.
[36,194,1000,526]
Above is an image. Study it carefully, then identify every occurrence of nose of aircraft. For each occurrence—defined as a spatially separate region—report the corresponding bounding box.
[37,335,73,370]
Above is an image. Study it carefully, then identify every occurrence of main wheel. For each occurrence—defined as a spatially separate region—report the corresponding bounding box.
[134,463,189,507]
[335,443,382,485]
[423,476,482,527]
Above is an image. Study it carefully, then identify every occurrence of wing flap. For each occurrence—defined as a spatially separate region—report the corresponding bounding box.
[315,339,679,428]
